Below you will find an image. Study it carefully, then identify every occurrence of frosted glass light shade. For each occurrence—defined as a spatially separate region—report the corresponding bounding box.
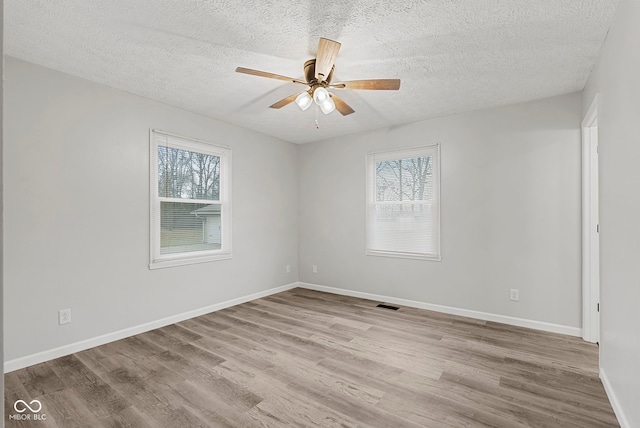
[319,97,335,114]
[295,92,313,111]
[313,87,330,105]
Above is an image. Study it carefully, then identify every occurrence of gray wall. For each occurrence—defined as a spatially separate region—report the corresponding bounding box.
[583,1,640,426]
[299,93,583,328]
[3,57,299,362]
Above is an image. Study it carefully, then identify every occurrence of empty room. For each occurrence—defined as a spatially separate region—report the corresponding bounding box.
[2,0,639,427]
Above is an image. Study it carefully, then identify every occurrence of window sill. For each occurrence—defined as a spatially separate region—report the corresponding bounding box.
[149,252,232,270]
[366,249,441,261]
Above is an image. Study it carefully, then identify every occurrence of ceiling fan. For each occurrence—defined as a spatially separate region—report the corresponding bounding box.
[236,37,401,116]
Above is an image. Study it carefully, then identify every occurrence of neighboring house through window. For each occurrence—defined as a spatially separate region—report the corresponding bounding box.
[366,145,441,260]
[150,130,231,269]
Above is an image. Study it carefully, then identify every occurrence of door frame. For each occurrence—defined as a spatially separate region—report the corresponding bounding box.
[582,95,600,344]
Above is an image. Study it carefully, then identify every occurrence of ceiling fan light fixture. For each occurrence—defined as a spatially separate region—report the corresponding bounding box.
[295,92,313,111]
[319,97,336,115]
[236,37,400,117]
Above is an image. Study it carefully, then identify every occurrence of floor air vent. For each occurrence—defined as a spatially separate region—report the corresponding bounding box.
[376,304,399,311]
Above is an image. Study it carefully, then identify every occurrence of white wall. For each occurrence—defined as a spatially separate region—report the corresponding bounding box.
[1,0,5,418]
[583,1,640,426]
[3,57,299,364]
[299,93,583,330]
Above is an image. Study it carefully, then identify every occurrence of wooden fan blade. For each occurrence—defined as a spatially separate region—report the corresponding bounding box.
[330,93,355,116]
[315,38,341,82]
[269,93,301,109]
[236,67,308,85]
[330,79,401,90]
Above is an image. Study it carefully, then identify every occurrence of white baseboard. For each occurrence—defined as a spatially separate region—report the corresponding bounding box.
[600,368,630,428]
[297,282,582,337]
[4,282,298,373]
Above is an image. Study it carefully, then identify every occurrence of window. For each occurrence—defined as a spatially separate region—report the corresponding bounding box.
[150,130,231,269]
[366,145,440,260]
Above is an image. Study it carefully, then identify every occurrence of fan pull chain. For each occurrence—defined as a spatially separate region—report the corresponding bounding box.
[315,103,320,129]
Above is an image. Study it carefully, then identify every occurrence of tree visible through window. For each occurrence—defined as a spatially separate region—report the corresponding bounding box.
[366,145,440,260]
[157,146,220,201]
[150,130,231,268]
[376,156,433,202]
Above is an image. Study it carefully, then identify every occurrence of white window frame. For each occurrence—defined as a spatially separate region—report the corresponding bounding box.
[149,129,232,269]
[365,144,441,261]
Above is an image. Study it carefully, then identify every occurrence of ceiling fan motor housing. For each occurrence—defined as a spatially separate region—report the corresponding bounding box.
[304,59,334,90]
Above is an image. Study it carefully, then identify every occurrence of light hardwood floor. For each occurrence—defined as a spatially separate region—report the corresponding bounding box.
[4,288,619,427]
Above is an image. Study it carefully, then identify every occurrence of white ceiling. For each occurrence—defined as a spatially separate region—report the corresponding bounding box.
[5,0,619,144]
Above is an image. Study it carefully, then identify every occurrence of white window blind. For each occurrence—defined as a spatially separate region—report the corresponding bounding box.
[150,130,231,269]
[366,145,440,260]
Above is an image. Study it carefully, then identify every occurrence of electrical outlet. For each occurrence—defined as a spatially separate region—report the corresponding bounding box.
[286,264,291,273]
[312,264,318,273]
[59,309,71,325]
[509,289,519,302]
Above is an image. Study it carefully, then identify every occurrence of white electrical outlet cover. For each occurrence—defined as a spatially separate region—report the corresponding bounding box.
[59,309,71,325]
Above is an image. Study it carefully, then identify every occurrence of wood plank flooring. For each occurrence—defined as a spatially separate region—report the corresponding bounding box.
[4,288,619,427]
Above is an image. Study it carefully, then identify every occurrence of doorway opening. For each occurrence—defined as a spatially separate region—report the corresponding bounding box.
[582,95,600,344]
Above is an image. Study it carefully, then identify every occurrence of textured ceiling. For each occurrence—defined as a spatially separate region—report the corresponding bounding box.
[5,0,619,143]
